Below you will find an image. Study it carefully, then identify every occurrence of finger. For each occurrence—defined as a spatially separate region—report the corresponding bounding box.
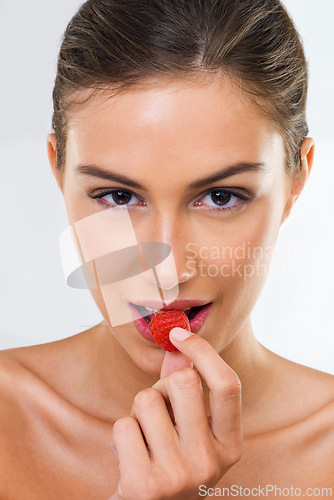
[111,416,152,480]
[168,328,242,444]
[160,367,213,452]
[130,388,180,466]
[160,350,193,378]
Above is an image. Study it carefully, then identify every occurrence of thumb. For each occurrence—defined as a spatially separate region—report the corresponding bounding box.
[160,349,193,378]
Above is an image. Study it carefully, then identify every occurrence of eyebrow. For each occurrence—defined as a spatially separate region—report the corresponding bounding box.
[76,162,267,190]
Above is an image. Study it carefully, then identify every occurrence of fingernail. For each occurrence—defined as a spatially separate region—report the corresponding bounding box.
[170,327,193,342]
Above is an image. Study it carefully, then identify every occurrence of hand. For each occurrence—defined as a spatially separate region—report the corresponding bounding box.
[110,327,243,499]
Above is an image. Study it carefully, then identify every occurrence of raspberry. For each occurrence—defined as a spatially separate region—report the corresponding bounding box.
[148,310,191,351]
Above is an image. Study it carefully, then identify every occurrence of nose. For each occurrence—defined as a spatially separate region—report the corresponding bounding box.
[139,213,197,290]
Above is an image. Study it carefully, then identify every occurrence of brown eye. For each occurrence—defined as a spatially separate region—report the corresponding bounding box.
[111,190,133,205]
[90,188,146,208]
[210,191,232,206]
[193,188,249,212]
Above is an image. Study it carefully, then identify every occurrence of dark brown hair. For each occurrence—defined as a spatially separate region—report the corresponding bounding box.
[52,0,309,174]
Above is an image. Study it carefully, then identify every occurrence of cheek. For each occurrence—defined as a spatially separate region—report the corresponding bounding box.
[188,190,286,289]
[90,289,111,323]
[233,177,287,259]
[241,197,282,253]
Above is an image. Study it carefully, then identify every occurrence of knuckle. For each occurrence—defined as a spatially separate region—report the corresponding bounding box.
[226,440,243,465]
[169,367,200,388]
[220,437,243,468]
[214,375,241,399]
[161,467,190,496]
[133,387,162,407]
[197,448,221,481]
[112,415,137,435]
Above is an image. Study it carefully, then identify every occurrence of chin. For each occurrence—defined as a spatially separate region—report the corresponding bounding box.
[109,321,167,375]
[129,340,167,376]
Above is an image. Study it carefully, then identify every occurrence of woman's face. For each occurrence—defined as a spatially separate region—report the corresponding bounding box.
[49,76,304,374]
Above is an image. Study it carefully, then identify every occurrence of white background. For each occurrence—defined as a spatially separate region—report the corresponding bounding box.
[0,1,333,374]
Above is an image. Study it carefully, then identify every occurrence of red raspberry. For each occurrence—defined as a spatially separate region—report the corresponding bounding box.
[148,310,191,351]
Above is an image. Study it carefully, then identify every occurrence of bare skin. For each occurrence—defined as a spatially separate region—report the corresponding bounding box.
[1,76,333,498]
[0,324,333,498]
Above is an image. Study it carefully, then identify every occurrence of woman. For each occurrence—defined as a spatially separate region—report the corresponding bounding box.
[0,0,333,498]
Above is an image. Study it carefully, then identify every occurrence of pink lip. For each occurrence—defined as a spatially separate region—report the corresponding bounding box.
[127,302,213,344]
[130,298,210,311]
[189,302,213,334]
[128,302,156,342]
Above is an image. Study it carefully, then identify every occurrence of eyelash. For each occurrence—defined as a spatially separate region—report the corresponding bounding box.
[89,187,251,213]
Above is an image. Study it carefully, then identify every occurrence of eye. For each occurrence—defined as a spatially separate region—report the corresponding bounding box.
[193,188,250,212]
[89,187,251,212]
[89,189,146,208]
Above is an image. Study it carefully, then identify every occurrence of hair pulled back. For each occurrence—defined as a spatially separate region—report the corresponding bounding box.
[52,0,309,174]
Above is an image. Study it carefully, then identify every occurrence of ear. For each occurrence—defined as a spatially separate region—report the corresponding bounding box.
[281,137,315,224]
[47,133,63,191]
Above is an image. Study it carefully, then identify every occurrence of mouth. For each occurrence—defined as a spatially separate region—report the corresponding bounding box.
[128,301,213,342]
[133,304,203,323]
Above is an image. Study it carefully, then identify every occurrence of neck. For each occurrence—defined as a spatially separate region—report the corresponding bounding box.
[210,320,272,416]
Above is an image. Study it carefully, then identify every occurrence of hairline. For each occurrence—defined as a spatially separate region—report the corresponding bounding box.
[57,71,296,176]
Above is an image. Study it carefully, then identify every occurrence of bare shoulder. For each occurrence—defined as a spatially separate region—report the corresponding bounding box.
[0,330,84,370]
[0,353,32,402]
[0,327,93,391]
[286,356,334,410]
[0,355,50,491]
[265,347,334,416]
[0,343,116,498]
[0,334,85,432]
[0,340,91,457]
[254,349,334,456]
[286,356,334,435]
[0,350,59,418]
[0,327,102,428]
[274,355,334,477]
[297,397,334,486]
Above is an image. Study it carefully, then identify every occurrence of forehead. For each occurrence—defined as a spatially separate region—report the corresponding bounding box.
[66,76,284,168]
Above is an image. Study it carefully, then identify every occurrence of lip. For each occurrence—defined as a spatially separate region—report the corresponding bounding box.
[130,298,212,311]
[128,301,214,343]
